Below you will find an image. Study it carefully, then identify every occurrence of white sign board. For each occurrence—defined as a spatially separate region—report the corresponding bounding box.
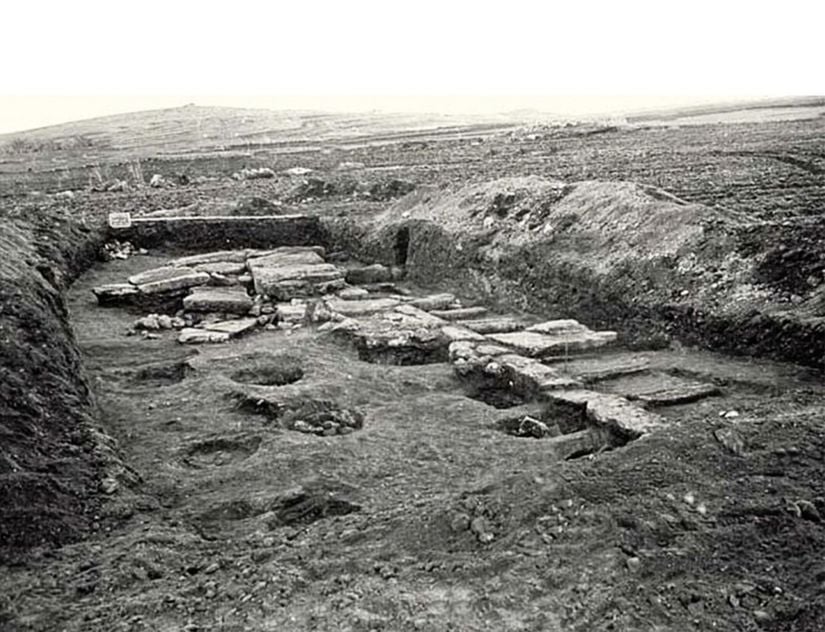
[108,212,132,229]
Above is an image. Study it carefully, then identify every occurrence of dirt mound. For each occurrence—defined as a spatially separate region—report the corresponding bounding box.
[328,177,825,369]
[384,176,720,268]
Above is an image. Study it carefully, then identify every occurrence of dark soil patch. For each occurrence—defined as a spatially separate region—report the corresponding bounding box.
[465,384,530,409]
[233,392,365,436]
[496,401,589,438]
[131,360,191,387]
[268,480,361,527]
[231,364,305,386]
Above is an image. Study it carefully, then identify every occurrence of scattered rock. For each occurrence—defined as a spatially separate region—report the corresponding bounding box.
[183,287,254,315]
[338,287,371,300]
[714,427,747,456]
[178,328,231,344]
[135,315,161,330]
[232,167,276,180]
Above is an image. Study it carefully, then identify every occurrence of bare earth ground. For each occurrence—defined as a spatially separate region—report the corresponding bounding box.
[2,249,825,631]
[2,107,825,631]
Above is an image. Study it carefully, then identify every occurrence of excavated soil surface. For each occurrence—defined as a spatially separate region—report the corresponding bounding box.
[3,250,825,631]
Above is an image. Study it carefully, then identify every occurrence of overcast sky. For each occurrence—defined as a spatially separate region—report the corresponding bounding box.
[1,1,822,135]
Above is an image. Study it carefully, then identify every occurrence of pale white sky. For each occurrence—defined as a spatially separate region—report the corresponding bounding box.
[1,1,822,134]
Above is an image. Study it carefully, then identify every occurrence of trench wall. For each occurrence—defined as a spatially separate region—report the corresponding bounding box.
[323,216,825,370]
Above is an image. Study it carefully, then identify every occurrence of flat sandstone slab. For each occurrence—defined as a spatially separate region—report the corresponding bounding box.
[497,354,581,391]
[429,306,488,321]
[251,264,345,296]
[545,389,661,438]
[183,287,253,314]
[526,319,591,335]
[247,250,325,269]
[462,318,525,334]
[441,325,486,342]
[327,297,401,317]
[129,266,195,286]
[137,270,211,295]
[394,304,447,326]
[172,250,250,266]
[178,328,231,344]
[408,293,456,311]
[193,261,248,276]
[488,331,617,357]
[203,318,259,337]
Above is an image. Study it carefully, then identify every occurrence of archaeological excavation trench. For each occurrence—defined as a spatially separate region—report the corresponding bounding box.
[5,182,825,631]
[4,203,820,557]
[62,213,760,518]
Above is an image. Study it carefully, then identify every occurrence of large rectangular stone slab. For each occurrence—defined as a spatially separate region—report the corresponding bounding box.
[601,372,720,407]
[394,304,447,327]
[251,263,346,298]
[526,319,591,335]
[441,325,486,342]
[129,266,192,286]
[547,429,606,460]
[203,318,259,337]
[564,354,651,383]
[246,249,325,270]
[462,318,525,334]
[183,287,253,314]
[497,354,581,392]
[488,331,617,358]
[327,297,401,317]
[408,293,456,311]
[429,306,488,321]
[136,270,211,295]
[193,261,248,276]
[172,250,250,266]
[545,389,661,438]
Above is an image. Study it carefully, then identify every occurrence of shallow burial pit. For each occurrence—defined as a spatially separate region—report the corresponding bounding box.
[495,400,620,460]
[233,391,365,437]
[231,362,305,387]
[195,479,361,537]
[181,433,263,468]
[267,479,362,527]
[466,383,531,409]
[130,360,193,387]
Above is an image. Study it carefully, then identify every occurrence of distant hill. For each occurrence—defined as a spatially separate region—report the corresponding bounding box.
[1,98,822,165]
[0,105,515,159]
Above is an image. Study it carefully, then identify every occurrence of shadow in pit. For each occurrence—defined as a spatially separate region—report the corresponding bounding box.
[131,360,193,387]
[180,433,263,469]
[193,479,361,539]
[495,400,631,460]
[232,391,365,437]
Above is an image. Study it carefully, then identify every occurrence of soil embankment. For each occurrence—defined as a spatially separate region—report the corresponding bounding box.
[325,176,825,368]
[0,202,113,557]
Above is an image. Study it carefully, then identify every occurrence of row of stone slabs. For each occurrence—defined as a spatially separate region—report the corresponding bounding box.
[93,245,721,449]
